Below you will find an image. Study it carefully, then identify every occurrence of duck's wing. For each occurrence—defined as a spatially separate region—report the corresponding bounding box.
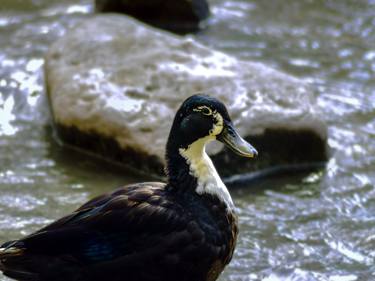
[0,182,206,281]
[37,182,171,233]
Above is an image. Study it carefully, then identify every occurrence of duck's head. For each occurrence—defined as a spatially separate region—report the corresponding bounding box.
[167,94,258,158]
[166,94,257,207]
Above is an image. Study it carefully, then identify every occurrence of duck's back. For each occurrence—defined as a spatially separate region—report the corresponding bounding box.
[0,182,237,281]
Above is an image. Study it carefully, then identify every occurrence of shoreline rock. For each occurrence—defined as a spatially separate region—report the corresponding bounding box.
[95,0,210,34]
[45,14,328,178]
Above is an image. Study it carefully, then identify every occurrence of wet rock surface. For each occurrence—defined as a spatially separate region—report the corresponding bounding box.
[45,15,328,178]
[95,0,209,33]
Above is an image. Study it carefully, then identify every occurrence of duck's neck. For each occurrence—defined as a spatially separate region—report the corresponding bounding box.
[166,136,234,211]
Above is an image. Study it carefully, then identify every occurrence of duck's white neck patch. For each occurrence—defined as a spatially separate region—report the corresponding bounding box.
[179,114,234,211]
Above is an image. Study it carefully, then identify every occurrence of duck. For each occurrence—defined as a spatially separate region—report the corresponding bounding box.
[0,94,257,281]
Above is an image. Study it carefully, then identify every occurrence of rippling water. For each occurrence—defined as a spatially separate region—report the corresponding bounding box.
[0,0,374,280]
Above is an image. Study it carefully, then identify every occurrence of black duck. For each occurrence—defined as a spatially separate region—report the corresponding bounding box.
[0,94,257,281]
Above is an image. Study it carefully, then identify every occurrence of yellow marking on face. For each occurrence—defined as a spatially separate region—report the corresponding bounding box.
[193,105,224,137]
[210,111,223,136]
[193,105,213,116]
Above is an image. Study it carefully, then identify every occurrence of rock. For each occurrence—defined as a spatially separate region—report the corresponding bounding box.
[45,15,328,178]
[95,0,209,34]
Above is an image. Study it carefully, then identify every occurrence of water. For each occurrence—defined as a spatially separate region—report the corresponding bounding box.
[0,0,374,280]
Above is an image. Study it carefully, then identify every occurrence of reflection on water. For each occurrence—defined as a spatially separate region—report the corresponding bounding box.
[0,95,17,136]
[0,0,374,281]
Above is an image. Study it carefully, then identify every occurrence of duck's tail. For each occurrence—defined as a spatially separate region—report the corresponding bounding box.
[0,241,39,280]
[0,240,87,281]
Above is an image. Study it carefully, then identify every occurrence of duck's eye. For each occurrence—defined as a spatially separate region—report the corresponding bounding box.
[194,106,212,116]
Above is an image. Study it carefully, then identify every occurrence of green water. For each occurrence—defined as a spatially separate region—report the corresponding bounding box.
[0,0,374,280]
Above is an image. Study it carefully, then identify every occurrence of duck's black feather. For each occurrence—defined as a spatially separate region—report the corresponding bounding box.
[1,182,237,281]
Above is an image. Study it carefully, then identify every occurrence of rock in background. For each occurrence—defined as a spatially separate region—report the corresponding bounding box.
[95,0,210,33]
[45,15,328,178]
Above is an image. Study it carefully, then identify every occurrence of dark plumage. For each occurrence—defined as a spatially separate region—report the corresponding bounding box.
[0,94,257,281]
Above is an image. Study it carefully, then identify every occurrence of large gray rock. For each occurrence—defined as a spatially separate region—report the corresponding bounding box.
[45,15,328,178]
[95,0,209,33]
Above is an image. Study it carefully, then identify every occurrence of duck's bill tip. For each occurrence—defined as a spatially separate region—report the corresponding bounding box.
[235,143,258,158]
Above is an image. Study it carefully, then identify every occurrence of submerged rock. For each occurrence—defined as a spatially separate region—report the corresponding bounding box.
[95,0,209,33]
[45,15,328,178]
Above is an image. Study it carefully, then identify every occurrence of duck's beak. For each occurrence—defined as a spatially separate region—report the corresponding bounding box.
[217,121,258,158]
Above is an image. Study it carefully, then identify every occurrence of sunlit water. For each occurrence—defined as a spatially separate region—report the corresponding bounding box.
[0,0,374,280]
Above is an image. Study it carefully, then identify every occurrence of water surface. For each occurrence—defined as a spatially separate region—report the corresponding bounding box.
[0,0,374,280]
